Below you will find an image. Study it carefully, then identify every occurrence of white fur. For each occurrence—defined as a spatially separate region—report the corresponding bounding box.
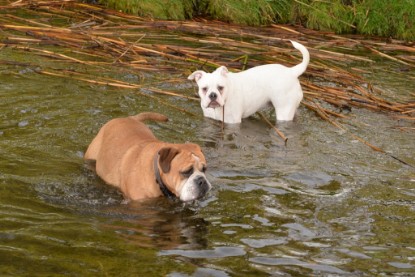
[188,41,310,123]
[178,171,211,202]
[177,154,212,201]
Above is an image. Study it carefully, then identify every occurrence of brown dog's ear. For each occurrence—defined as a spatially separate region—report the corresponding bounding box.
[158,147,180,173]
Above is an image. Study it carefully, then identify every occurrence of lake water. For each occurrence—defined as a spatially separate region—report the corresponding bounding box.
[0,4,414,276]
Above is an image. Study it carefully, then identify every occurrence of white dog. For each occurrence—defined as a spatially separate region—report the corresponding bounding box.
[188,41,309,124]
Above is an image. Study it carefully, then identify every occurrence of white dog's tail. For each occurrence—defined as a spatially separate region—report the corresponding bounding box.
[290,41,310,77]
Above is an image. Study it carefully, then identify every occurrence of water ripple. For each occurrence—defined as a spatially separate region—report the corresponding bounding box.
[159,246,246,258]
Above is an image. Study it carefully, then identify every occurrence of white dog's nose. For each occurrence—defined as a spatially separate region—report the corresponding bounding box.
[209,92,217,101]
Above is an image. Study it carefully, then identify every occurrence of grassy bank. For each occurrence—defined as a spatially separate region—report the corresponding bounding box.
[98,0,415,40]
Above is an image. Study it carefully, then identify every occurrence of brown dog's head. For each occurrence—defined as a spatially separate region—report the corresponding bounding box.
[156,144,211,201]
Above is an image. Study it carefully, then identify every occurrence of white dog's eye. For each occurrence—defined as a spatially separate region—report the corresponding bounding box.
[202,87,208,94]
[218,86,224,93]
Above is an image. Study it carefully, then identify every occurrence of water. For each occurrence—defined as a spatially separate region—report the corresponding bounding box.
[1,16,415,277]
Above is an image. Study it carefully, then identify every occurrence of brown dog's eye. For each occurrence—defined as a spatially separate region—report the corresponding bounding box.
[218,86,224,93]
[202,166,207,173]
[202,87,208,94]
[181,167,194,177]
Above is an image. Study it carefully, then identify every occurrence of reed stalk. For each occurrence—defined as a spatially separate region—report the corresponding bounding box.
[0,0,413,161]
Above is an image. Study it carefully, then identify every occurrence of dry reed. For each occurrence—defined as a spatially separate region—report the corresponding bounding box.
[0,0,414,163]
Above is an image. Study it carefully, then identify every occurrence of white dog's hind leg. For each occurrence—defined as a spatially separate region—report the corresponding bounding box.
[272,87,303,121]
[275,105,299,121]
[275,97,302,121]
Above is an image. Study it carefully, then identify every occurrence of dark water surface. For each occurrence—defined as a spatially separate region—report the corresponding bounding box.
[1,22,415,277]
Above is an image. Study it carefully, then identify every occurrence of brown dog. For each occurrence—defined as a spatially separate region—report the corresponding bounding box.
[84,112,211,201]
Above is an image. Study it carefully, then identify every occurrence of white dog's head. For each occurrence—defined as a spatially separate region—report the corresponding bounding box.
[188,66,229,109]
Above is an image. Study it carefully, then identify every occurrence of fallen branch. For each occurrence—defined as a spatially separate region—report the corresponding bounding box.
[257,112,288,145]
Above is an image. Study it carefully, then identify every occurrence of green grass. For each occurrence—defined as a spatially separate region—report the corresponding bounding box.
[354,0,415,40]
[98,0,415,40]
[100,0,193,20]
[295,0,355,34]
[205,0,274,25]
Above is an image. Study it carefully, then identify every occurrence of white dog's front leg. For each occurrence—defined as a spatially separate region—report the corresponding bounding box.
[203,107,227,122]
[223,108,242,124]
[202,108,217,120]
[202,107,242,124]
[224,116,242,124]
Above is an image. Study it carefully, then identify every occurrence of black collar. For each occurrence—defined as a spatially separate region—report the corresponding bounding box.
[153,153,177,200]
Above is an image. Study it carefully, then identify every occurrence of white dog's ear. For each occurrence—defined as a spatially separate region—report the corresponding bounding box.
[188,70,205,82]
[218,66,229,77]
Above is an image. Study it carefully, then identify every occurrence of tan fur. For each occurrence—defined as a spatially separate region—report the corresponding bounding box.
[84,112,207,201]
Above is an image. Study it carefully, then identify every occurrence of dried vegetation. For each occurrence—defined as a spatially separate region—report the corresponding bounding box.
[0,0,414,161]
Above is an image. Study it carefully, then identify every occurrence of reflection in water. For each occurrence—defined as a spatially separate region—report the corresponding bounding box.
[160,246,246,258]
[197,114,349,198]
[100,200,210,250]
[37,171,210,251]
[198,115,302,174]
[250,257,347,274]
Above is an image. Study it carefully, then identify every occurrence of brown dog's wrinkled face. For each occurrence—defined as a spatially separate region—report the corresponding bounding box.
[158,144,211,201]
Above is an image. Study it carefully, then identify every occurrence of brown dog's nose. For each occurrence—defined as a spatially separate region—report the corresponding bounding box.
[194,176,209,197]
[195,176,207,187]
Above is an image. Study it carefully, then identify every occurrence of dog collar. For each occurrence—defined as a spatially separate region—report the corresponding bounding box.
[153,153,177,200]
